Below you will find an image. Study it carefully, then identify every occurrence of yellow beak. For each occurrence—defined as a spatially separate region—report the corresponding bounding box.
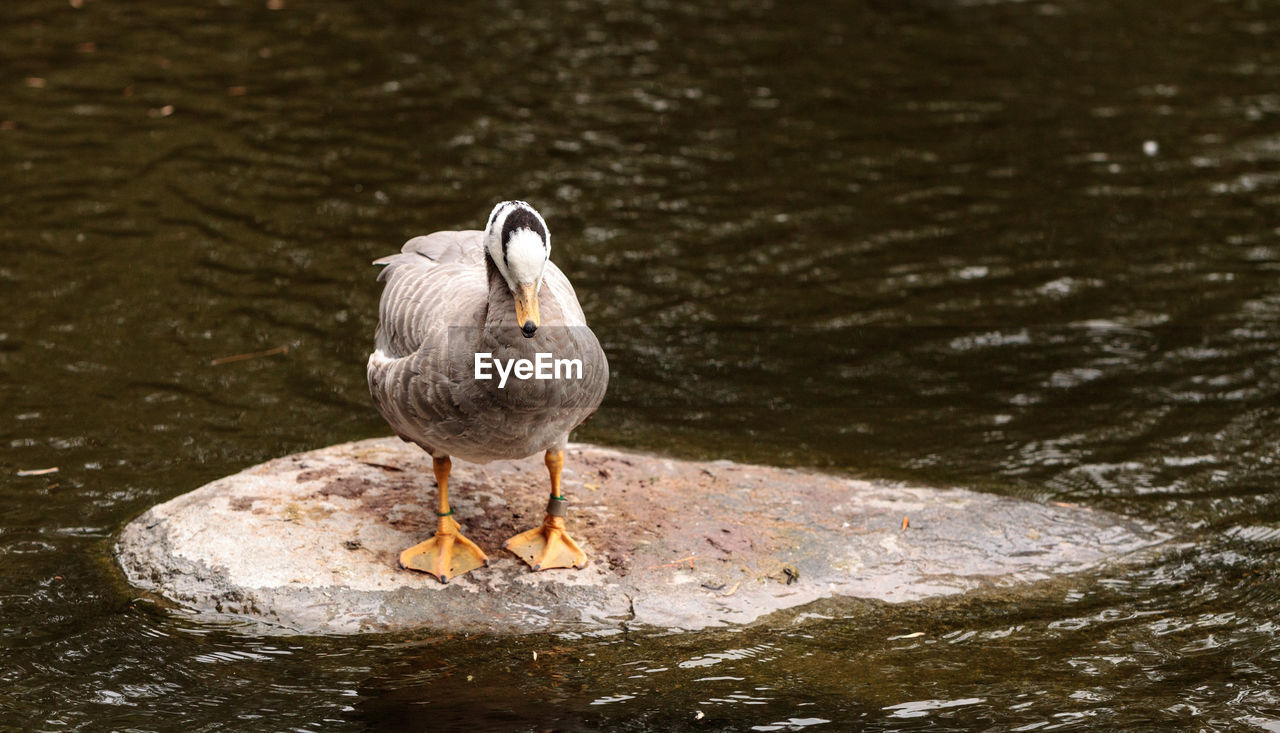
[514,282,540,337]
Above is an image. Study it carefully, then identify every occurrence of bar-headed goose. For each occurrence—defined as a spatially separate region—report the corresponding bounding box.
[367,201,609,583]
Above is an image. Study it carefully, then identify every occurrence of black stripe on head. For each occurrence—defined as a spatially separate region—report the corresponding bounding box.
[500,206,548,259]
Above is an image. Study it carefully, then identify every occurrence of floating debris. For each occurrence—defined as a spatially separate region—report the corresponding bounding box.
[17,467,59,477]
[210,344,289,366]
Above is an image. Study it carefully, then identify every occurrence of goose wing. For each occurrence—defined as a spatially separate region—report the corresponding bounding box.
[371,230,484,358]
[367,230,486,447]
[543,263,609,418]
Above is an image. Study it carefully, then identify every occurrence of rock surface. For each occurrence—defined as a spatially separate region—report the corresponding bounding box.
[116,438,1166,635]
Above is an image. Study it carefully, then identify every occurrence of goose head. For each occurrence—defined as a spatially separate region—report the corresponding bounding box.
[484,200,550,338]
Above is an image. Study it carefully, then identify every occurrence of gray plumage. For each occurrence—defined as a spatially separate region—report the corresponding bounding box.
[367,226,608,464]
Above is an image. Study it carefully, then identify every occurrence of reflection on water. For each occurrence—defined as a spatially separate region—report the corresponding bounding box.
[3,0,1280,729]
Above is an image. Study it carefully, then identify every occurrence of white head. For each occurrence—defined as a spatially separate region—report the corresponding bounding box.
[484,201,550,338]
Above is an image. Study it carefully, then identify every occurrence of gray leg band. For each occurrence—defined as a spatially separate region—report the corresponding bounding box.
[546,496,568,517]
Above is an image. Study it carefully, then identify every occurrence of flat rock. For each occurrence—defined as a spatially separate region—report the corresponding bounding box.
[116,438,1166,635]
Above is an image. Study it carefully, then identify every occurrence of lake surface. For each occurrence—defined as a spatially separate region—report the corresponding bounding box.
[3,0,1280,729]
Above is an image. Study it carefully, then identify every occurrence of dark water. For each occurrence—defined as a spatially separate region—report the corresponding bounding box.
[3,0,1280,729]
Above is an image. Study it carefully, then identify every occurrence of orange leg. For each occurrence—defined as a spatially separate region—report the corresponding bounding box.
[503,449,588,571]
[400,456,489,583]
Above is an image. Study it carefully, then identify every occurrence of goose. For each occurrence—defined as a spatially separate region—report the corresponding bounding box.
[367,201,609,583]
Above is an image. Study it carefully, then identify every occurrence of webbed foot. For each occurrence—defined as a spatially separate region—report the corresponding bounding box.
[400,517,490,583]
[503,515,588,571]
